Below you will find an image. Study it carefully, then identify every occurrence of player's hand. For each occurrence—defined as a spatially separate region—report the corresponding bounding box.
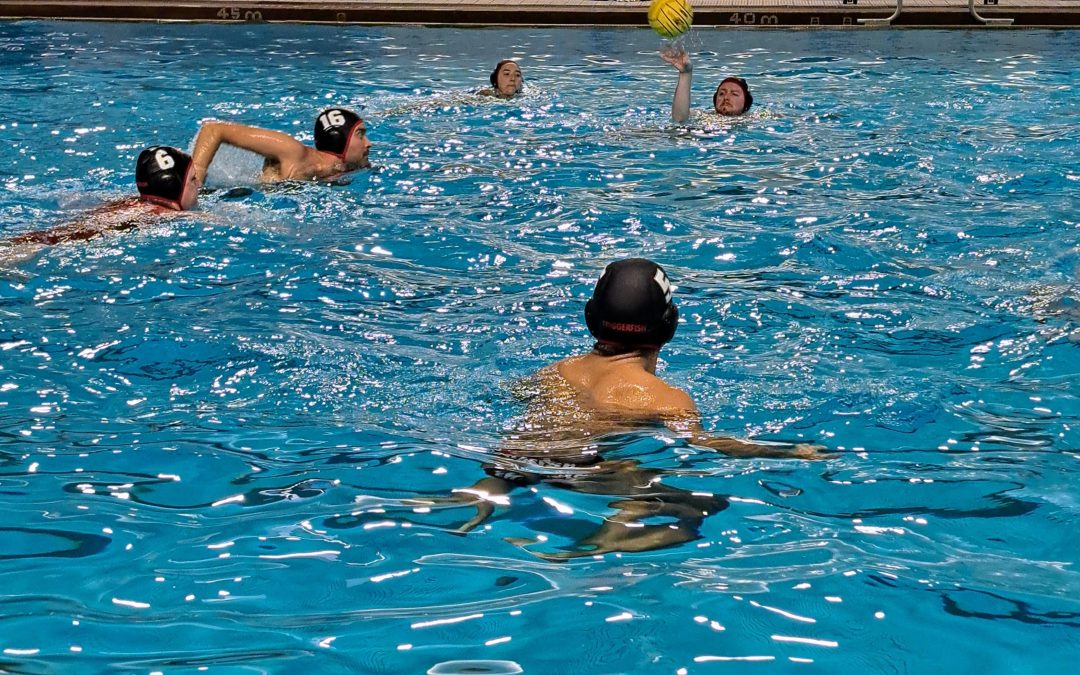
[660,45,691,73]
[789,443,834,459]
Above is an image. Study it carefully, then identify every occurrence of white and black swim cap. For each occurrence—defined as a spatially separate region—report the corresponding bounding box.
[585,258,679,349]
[135,146,192,208]
[313,108,362,158]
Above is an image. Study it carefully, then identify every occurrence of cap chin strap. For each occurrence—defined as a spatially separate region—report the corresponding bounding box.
[318,149,346,163]
[139,193,181,210]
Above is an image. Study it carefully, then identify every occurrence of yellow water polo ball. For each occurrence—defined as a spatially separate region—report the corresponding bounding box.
[648,0,694,40]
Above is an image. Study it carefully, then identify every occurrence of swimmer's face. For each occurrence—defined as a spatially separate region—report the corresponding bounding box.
[714,82,747,116]
[179,168,201,210]
[495,62,523,97]
[345,122,371,168]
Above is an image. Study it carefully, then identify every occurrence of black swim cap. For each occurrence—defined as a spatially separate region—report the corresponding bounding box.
[135,146,192,208]
[714,77,753,113]
[585,258,679,349]
[313,108,362,158]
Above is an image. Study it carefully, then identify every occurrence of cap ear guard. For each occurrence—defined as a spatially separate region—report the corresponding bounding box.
[654,303,679,345]
[585,296,600,339]
[314,108,361,158]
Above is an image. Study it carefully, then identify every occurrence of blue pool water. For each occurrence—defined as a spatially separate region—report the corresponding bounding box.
[1,21,1078,673]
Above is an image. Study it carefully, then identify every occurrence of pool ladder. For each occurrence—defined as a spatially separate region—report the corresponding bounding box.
[969,0,1015,26]
[852,0,1015,27]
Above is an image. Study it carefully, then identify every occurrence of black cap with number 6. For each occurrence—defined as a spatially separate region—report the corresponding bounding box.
[135,146,192,208]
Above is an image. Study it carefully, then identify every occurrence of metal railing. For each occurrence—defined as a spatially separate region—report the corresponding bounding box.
[853,0,1015,27]
[857,0,903,26]
[970,0,1014,25]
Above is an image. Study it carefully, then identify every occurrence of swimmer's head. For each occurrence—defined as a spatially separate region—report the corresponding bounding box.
[585,258,679,351]
[314,108,369,166]
[713,77,753,116]
[489,60,523,98]
[135,146,198,211]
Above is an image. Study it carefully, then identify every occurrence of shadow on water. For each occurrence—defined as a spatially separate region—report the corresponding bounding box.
[0,527,111,560]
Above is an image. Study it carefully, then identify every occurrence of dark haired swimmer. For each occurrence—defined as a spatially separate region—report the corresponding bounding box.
[191,107,370,184]
[1,146,199,252]
[411,259,824,559]
[661,46,753,123]
[478,59,523,98]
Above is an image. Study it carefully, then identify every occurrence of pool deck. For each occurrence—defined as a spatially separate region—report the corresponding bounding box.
[0,0,1076,28]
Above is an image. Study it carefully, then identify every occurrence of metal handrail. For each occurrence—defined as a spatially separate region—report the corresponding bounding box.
[970,0,1015,25]
[857,0,902,27]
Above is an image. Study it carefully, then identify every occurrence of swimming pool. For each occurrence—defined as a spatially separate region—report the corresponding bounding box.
[0,20,1077,673]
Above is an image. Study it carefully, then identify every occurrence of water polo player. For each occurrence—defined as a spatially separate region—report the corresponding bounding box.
[1,146,199,252]
[504,258,822,455]
[525,257,821,457]
[660,46,753,122]
[410,258,825,557]
[191,107,370,184]
[479,59,523,98]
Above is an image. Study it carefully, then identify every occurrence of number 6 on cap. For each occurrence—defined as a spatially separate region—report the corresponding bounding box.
[154,149,175,171]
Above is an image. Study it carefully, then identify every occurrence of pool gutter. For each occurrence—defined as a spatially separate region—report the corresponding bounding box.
[0,0,1075,28]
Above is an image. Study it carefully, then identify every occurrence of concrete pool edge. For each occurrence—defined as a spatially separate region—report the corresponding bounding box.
[1,1,1077,29]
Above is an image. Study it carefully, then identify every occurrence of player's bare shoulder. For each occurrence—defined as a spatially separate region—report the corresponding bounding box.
[596,366,694,416]
[647,376,697,416]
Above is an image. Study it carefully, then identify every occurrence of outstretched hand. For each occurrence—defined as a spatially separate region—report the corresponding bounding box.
[660,45,691,73]
[789,443,834,460]
[682,428,835,460]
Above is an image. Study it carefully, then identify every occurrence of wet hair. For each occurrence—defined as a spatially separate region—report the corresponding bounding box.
[584,258,678,350]
[313,108,362,158]
[489,60,520,88]
[135,146,193,209]
[713,77,753,114]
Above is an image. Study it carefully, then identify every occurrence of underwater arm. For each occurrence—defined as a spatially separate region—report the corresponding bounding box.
[2,199,158,250]
[688,429,826,459]
[406,475,515,533]
[191,121,307,182]
[652,383,826,459]
[664,410,827,459]
[450,476,514,532]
